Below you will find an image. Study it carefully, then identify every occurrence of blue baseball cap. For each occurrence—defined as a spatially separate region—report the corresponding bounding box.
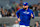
[23,2,28,6]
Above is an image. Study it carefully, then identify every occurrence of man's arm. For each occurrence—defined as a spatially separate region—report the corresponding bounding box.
[16,10,21,22]
[16,10,20,18]
[31,11,34,19]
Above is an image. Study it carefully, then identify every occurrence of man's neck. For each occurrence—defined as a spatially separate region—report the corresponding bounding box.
[26,8,28,10]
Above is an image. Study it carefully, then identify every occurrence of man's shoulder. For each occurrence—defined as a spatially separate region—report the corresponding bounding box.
[29,9,33,12]
[19,8,23,11]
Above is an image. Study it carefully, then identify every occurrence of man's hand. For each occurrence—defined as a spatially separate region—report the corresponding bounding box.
[31,13,33,17]
[18,18,21,22]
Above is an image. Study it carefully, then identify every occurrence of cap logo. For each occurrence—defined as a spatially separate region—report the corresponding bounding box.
[24,3,26,4]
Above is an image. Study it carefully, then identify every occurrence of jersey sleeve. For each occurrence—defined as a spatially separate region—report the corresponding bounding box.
[31,10,34,19]
[16,10,21,18]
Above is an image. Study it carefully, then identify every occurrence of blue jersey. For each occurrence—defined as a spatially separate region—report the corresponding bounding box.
[16,8,34,26]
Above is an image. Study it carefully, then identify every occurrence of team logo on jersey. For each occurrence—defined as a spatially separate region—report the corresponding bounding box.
[23,11,29,14]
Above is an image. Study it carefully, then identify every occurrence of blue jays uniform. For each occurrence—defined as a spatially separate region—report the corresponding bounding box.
[16,2,34,26]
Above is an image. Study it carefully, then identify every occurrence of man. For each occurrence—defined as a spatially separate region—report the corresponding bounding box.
[12,21,19,27]
[4,9,8,16]
[34,21,40,27]
[16,2,34,27]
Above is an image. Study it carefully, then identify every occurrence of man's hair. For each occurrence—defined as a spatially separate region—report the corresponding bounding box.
[5,9,7,11]
[36,21,39,24]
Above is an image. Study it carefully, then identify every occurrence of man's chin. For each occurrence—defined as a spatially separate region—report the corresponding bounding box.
[23,8,26,10]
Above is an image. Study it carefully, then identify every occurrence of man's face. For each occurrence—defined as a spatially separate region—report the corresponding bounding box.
[23,5,28,9]
[5,10,7,12]
[36,22,39,26]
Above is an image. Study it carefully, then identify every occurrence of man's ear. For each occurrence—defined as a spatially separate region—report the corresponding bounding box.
[27,5,28,7]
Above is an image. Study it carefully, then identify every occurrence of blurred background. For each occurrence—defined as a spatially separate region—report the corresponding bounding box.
[0,0,40,27]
